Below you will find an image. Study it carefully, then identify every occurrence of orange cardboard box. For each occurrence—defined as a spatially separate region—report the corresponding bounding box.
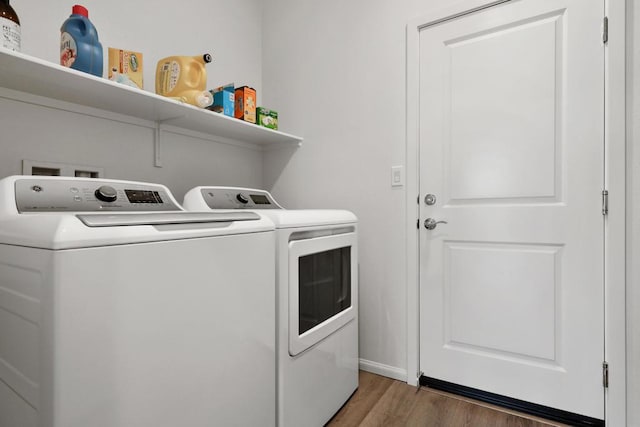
[108,47,143,89]
[234,86,256,123]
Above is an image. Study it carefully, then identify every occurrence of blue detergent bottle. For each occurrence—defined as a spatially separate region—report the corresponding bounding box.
[60,5,103,77]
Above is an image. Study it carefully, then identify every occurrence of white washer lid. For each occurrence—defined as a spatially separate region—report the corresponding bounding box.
[0,176,275,249]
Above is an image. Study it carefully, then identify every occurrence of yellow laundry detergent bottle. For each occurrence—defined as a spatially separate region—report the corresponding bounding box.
[155,53,213,108]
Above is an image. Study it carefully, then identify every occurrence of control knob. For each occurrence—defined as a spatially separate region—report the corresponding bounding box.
[236,193,249,204]
[95,185,118,202]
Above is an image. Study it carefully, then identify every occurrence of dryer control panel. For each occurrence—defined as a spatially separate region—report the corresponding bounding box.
[199,187,283,210]
[15,178,181,212]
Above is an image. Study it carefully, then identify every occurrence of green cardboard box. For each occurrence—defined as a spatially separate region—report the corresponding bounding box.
[257,107,278,130]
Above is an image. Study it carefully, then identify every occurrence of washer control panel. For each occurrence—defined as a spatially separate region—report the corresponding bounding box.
[200,187,282,210]
[15,178,181,212]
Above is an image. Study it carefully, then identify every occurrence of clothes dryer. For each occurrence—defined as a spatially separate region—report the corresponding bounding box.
[183,186,358,427]
[0,176,276,427]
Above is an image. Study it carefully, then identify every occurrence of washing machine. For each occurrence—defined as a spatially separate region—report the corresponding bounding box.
[183,186,358,427]
[0,176,276,427]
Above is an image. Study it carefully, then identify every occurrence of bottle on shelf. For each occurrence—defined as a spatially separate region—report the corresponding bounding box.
[155,54,213,108]
[60,4,103,77]
[0,0,21,52]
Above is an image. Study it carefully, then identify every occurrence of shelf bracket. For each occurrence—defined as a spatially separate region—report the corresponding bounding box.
[154,116,186,168]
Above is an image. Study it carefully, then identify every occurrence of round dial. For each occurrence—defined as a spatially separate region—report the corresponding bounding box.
[95,185,117,202]
[236,193,249,204]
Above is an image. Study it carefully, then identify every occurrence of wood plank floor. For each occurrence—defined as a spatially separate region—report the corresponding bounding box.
[326,371,569,427]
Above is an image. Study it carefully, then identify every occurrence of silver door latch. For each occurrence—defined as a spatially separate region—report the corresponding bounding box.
[424,218,447,230]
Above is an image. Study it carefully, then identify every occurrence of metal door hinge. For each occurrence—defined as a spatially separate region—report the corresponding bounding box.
[603,362,609,388]
[602,190,609,216]
[417,219,420,229]
[603,16,608,44]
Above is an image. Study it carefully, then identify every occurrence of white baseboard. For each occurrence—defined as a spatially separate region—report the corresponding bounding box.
[359,359,407,382]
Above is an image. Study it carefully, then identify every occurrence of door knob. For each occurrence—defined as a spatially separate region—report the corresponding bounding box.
[424,218,447,230]
[424,194,436,205]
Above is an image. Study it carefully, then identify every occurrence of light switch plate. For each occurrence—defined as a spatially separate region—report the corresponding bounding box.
[391,165,404,187]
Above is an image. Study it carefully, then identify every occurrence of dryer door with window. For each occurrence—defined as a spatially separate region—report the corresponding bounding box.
[288,232,357,356]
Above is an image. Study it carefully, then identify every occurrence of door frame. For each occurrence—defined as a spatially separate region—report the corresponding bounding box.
[405,0,626,424]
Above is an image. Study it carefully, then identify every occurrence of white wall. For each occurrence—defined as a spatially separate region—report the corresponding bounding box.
[261,0,450,379]
[627,1,639,425]
[1,0,265,200]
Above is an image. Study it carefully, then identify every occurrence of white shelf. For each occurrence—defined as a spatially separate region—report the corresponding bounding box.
[0,48,303,147]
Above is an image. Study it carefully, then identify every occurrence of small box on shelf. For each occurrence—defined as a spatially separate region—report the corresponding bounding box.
[208,83,234,117]
[234,86,256,123]
[257,107,278,130]
[108,48,143,89]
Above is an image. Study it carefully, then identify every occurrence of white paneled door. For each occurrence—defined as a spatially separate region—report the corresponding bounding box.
[418,0,604,419]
